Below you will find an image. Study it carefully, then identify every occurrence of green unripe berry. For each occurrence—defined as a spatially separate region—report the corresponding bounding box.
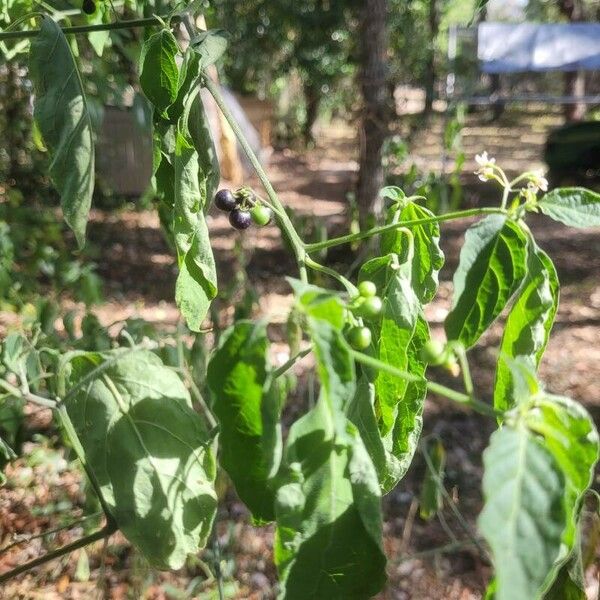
[355,296,383,319]
[419,340,447,366]
[251,204,272,226]
[348,326,372,350]
[358,280,377,298]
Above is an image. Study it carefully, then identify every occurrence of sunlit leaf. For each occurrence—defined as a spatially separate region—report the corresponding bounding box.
[538,187,600,228]
[275,400,386,599]
[65,350,217,570]
[445,215,528,348]
[207,321,281,523]
[29,16,95,248]
[479,427,566,600]
[494,240,559,412]
[381,201,444,304]
[139,28,180,113]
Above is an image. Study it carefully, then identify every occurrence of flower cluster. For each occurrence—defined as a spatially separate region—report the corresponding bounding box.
[475,151,496,182]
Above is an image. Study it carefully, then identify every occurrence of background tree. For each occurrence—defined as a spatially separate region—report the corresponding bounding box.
[355,0,391,223]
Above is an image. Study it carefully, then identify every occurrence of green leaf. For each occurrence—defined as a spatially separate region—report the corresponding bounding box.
[479,427,566,600]
[291,280,354,421]
[188,90,220,212]
[190,29,229,68]
[419,438,445,521]
[386,313,428,484]
[65,350,217,570]
[376,260,420,434]
[445,215,528,348]
[139,29,180,113]
[381,202,444,304]
[173,132,217,331]
[538,187,600,228]
[0,436,16,486]
[207,321,281,523]
[29,16,95,249]
[494,241,559,412]
[354,261,428,492]
[525,394,599,552]
[543,539,586,600]
[275,400,386,599]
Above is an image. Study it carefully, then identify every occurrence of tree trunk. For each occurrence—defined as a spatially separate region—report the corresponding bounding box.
[558,0,587,121]
[356,0,390,224]
[303,82,320,146]
[423,0,439,114]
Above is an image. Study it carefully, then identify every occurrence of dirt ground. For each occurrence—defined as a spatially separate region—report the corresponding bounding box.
[1,108,600,599]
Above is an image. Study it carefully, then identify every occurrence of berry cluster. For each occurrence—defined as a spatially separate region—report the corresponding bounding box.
[214,188,273,230]
[345,281,384,350]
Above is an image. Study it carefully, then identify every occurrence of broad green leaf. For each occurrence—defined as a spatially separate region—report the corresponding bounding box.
[525,394,599,552]
[29,16,94,249]
[538,187,600,228]
[479,427,566,600]
[190,29,229,68]
[445,215,528,348]
[387,313,428,484]
[291,280,354,421]
[381,201,444,304]
[139,29,180,113]
[376,260,420,434]
[174,132,217,331]
[207,321,281,523]
[348,376,389,487]
[275,399,386,599]
[494,241,559,412]
[355,261,428,491]
[419,438,445,521]
[65,350,217,570]
[167,49,201,124]
[358,255,394,295]
[188,91,220,212]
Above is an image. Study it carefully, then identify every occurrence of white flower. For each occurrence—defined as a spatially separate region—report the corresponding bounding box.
[475,151,496,168]
[475,151,496,181]
[529,169,548,192]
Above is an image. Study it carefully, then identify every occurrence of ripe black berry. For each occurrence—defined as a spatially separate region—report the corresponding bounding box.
[229,209,252,230]
[82,0,96,14]
[214,189,237,212]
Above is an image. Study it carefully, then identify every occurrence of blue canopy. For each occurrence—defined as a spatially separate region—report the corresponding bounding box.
[478,23,600,73]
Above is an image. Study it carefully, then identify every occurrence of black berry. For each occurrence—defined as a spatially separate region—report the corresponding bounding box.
[82,0,96,14]
[214,189,237,212]
[229,209,252,230]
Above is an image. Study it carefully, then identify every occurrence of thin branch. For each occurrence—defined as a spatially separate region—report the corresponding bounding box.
[0,522,116,584]
[0,379,56,408]
[304,207,508,253]
[0,15,179,41]
[272,347,312,379]
[0,512,102,556]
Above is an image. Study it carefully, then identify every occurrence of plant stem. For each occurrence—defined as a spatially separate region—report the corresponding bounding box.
[304,207,508,253]
[305,256,357,294]
[350,350,499,419]
[0,15,177,41]
[0,378,56,408]
[0,522,116,584]
[421,446,490,561]
[0,512,103,556]
[201,73,308,283]
[272,347,312,379]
